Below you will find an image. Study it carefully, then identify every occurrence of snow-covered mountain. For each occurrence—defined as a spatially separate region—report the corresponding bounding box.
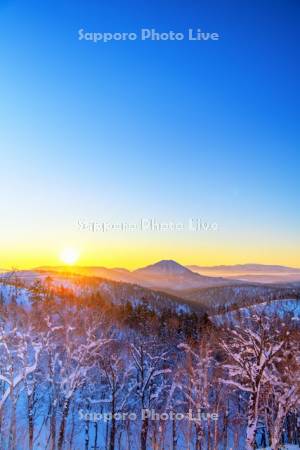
[177,282,300,310]
[0,269,205,315]
[211,297,300,326]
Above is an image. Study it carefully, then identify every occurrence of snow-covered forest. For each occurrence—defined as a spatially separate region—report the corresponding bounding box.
[0,277,300,450]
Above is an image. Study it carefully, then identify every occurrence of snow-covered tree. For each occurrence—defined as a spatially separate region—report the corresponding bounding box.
[130,340,171,450]
[55,312,111,450]
[219,313,290,450]
[265,328,300,450]
[177,337,215,450]
[0,324,42,450]
[93,341,135,450]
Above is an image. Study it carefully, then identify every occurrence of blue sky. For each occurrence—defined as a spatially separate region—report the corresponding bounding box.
[0,0,299,268]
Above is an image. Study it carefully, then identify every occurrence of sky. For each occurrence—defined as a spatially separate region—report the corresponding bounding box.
[0,0,299,269]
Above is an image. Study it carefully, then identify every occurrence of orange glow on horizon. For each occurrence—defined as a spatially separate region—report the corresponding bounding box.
[1,242,300,271]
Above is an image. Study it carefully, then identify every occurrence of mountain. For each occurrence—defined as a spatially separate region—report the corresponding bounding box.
[188,263,300,273]
[23,260,300,294]
[37,265,137,284]
[188,264,300,283]
[1,269,205,315]
[37,260,240,293]
[134,260,193,276]
[4,266,300,316]
[177,283,300,310]
[5,268,300,317]
[133,260,236,291]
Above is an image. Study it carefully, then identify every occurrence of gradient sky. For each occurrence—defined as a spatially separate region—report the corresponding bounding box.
[0,0,299,269]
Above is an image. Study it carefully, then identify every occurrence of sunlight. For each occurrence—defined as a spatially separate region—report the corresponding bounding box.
[59,248,80,265]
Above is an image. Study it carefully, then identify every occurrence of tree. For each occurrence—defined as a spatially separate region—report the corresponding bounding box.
[265,328,300,450]
[219,313,290,450]
[0,324,42,450]
[55,311,111,450]
[177,336,215,450]
[131,340,171,450]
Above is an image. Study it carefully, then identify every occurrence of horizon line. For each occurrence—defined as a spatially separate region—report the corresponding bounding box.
[2,259,300,272]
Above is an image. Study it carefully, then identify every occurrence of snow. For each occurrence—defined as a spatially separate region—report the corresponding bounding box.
[212,298,300,325]
[0,273,299,449]
[0,284,31,309]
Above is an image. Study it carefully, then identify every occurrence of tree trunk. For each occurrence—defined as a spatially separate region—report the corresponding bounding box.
[109,393,116,450]
[58,397,71,450]
[105,417,109,449]
[85,418,90,450]
[271,408,285,450]
[213,402,220,450]
[9,383,17,450]
[69,406,75,450]
[222,409,228,450]
[245,392,259,450]
[28,392,34,450]
[140,416,149,450]
[50,400,57,450]
[93,421,98,450]
[28,408,34,450]
[195,422,203,450]
[172,417,177,450]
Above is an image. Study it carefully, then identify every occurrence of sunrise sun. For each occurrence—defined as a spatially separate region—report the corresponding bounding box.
[60,248,80,265]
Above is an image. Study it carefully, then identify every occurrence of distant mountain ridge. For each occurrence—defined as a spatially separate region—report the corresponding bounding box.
[188,263,300,273]
[188,263,300,283]
[3,266,299,316]
[36,260,238,292]
[31,260,300,290]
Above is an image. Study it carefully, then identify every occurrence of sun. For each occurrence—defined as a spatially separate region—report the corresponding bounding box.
[59,248,80,266]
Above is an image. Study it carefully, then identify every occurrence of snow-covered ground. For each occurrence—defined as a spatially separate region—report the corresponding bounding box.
[211,298,300,324]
